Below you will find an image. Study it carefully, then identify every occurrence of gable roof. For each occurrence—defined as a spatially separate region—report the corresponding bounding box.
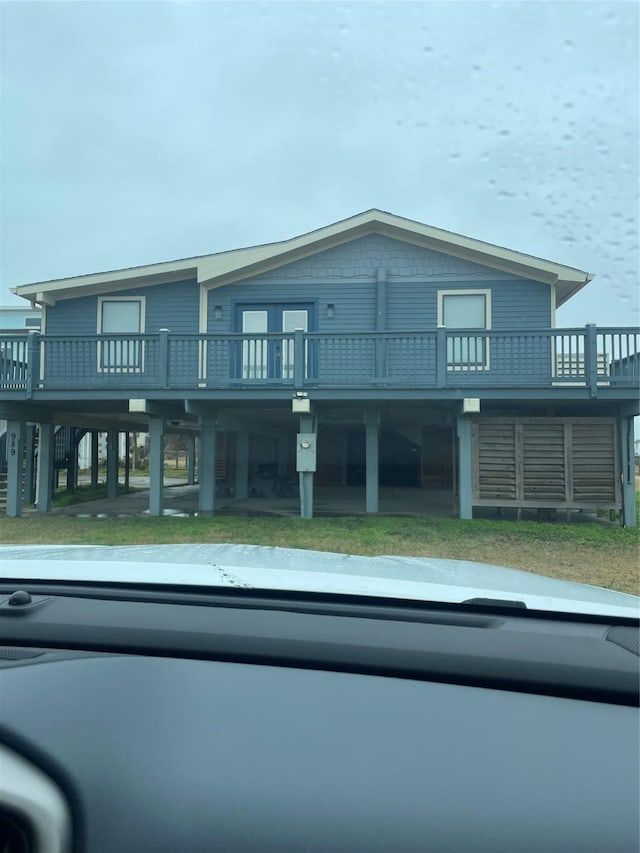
[12,209,593,307]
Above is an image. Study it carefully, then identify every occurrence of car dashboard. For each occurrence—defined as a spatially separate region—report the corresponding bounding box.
[0,580,638,853]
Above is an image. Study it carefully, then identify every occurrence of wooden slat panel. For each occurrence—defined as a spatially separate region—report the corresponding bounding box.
[571,422,616,502]
[522,422,564,500]
[473,417,620,510]
[477,422,516,500]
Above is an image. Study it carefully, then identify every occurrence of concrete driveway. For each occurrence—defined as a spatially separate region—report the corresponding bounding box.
[48,482,456,519]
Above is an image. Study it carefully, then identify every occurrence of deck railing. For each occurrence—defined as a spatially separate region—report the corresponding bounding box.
[1,326,638,395]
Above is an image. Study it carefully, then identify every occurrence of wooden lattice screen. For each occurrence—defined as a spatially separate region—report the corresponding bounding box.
[472,418,620,510]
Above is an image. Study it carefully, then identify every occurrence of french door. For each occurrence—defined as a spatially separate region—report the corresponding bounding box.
[236,304,313,380]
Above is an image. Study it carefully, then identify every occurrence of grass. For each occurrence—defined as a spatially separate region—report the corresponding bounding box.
[1,514,638,596]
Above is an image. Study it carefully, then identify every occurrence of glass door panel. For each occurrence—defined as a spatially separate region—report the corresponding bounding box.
[242,310,268,379]
[281,309,308,379]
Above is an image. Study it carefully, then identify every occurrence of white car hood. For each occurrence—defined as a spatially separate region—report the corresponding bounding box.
[0,543,638,618]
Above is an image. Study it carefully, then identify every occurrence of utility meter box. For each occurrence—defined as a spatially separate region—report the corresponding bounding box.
[296,433,317,472]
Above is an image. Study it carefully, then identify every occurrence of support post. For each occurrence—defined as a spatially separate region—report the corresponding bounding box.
[619,416,637,528]
[457,415,473,520]
[36,422,54,513]
[91,431,99,489]
[298,413,314,519]
[106,430,119,499]
[24,424,36,504]
[66,431,77,494]
[198,415,217,514]
[187,434,196,485]
[235,431,249,500]
[124,432,131,493]
[148,416,165,516]
[364,408,379,514]
[5,419,25,517]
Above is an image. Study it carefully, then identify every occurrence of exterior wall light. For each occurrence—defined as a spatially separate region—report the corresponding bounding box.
[326,303,335,319]
[292,398,311,413]
[213,305,223,320]
[292,390,311,413]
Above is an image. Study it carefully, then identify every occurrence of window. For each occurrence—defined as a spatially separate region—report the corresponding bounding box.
[438,290,491,370]
[24,316,41,329]
[97,297,145,371]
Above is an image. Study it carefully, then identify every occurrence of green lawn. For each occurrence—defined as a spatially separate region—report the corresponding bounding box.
[1,513,638,596]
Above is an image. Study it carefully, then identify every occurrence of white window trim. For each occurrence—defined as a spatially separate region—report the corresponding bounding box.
[97,296,146,334]
[437,289,491,371]
[97,296,146,373]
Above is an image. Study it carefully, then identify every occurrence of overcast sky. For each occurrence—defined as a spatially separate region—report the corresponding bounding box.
[1,0,637,327]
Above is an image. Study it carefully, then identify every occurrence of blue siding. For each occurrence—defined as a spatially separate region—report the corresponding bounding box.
[43,280,200,387]
[143,280,200,334]
[210,236,551,335]
[387,278,550,332]
[209,235,500,333]
[45,279,200,335]
[37,236,556,389]
[210,280,376,334]
[45,294,96,335]
[206,237,551,384]
[492,279,550,329]
[251,234,496,280]
[44,240,551,340]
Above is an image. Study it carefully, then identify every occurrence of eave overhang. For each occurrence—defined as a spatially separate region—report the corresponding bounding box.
[11,209,593,306]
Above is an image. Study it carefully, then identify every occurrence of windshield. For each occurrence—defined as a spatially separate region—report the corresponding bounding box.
[0,1,638,615]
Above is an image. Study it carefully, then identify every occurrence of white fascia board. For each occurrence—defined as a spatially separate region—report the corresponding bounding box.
[10,209,594,305]
[197,211,593,292]
[13,260,200,303]
[196,230,371,289]
[370,212,592,283]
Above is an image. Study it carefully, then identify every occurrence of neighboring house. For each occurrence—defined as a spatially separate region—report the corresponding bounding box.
[0,304,42,396]
[0,305,42,505]
[0,305,42,333]
[1,209,638,524]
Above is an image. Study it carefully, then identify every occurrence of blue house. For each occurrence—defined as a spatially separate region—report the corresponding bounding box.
[1,210,638,524]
